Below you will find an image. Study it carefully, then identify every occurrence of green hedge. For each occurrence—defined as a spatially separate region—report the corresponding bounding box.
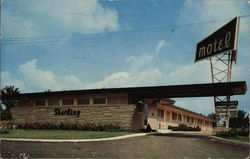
[216,128,249,137]
[15,121,130,132]
[168,124,201,131]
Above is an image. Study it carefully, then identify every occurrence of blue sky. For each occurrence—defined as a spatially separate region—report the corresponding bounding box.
[1,0,250,115]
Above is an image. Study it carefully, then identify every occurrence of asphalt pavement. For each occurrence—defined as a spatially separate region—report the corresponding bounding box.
[1,133,249,159]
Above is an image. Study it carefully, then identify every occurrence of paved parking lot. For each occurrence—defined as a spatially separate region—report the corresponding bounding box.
[1,134,249,159]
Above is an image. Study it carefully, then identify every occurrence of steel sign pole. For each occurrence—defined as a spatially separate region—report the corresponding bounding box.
[210,51,235,128]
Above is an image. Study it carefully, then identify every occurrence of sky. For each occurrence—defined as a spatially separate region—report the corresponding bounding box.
[1,0,250,115]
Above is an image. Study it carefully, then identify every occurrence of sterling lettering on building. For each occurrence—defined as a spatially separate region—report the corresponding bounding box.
[195,17,240,62]
[54,108,81,118]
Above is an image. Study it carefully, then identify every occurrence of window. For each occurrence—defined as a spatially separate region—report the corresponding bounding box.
[48,99,59,106]
[178,114,182,121]
[187,116,190,122]
[62,99,74,105]
[191,117,194,123]
[93,98,106,104]
[197,119,201,124]
[107,96,128,104]
[77,98,89,105]
[172,112,177,120]
[35,100,45,106]
[157,109,164,118]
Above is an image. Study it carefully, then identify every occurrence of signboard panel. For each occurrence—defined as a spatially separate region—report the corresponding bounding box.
[195,17,240,62]
[216,106,238,118]
[230,112,238,118]
[215,101,238,106]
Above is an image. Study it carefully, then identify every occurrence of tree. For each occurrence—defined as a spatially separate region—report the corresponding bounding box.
[0,85,20,111]
[207,112,216,127]
[207,112,216,120]
[229,109,249,128]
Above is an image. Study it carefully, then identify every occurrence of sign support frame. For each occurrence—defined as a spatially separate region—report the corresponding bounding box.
[209,50,237,128]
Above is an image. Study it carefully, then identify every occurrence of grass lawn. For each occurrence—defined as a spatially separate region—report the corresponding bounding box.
[220,136,249,143]
[0,129,135,139]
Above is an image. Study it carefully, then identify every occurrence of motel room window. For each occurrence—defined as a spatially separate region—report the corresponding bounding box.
[62,99,74,105]
[172,112,177,120]
[157,109,164,118]
[205,121,209,126]
[197,119,200,124]
[35,100,45,106]
[93,98,106,104]
[48,99,59,106]
[77,98,89,105]
[191,117,194,123]
[178,114,182,121]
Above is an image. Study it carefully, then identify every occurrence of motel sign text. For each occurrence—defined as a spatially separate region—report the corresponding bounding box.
[195,17,239,62]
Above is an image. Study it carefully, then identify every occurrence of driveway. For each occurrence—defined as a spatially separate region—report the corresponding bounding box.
[1,133,249,159]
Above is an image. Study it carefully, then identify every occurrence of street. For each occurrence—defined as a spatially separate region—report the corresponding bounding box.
[1,134,249,159]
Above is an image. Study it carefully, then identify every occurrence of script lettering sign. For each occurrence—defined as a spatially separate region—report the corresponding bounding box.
[195,17,239,62]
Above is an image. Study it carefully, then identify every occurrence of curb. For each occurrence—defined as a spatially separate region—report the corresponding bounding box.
[0,133,147,143]
[210,136,250,146]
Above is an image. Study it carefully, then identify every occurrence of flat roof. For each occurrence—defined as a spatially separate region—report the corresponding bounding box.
[13,81,247,99]
[164,104,215,121]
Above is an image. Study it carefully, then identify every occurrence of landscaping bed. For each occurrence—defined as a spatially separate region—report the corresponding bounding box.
[0,129,135,139]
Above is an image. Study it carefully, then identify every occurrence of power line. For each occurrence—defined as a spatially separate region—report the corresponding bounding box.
[2,15,250,45]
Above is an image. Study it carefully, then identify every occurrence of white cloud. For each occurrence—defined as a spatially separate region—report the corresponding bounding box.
[0,71,25,90]
[3,11,36,38]
[87,72,131,89]
[19,59,61,91]
[155,40,166,55]
[3,0,120,37]
[87,39,212,89]
[167,62,211,84]
[178,0,249,37]
[16,59,85,92]
[126,40,167,71]
[175,98,214,115]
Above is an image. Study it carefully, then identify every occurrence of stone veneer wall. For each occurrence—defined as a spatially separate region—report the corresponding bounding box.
[11,104,136,129]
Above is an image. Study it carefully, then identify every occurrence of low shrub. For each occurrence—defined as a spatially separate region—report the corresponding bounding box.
[15,121,128,132]
[216,131,234,137]
[168,124,201,131]
[217,128,250,137]
[0,127,9,134]
[0,120,15,129]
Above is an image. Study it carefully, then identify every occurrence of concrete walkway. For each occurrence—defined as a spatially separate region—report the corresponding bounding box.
[0,133,147,143]
[1,131,248,147]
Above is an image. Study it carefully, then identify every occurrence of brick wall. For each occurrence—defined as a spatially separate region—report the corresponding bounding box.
[11,104,136,129]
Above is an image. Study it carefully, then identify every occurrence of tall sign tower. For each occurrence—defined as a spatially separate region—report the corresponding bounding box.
[195,17,240,128]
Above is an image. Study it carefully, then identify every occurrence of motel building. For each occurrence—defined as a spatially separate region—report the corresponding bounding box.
[10,82,246,133]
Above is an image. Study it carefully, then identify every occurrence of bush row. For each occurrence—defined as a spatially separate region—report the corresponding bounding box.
[216,128,249,137]
[168,124,201,131]
[0,127,10,134]
[15,121,130,132]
